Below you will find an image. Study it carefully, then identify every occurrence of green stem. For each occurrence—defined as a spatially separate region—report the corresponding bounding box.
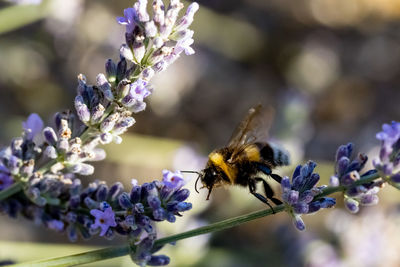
[316,172,381,198]
[9,246,130,267]
[155,205,284,245]
[0,181,23,201]
[5,172,384,267]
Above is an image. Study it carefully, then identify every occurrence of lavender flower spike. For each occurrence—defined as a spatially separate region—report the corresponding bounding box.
[117,0,199,75]
[373,121,400,185]
[281,161,336,231]
[331,143,382,213]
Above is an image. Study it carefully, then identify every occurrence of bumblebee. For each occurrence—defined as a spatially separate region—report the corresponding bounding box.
[194,105,290,209]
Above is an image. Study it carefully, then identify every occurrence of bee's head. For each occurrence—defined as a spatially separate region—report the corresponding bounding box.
[197,166,220,200]
[181,167,220,200]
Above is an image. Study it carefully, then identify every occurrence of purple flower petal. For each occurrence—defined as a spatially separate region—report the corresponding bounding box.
[22,113,44,140]
[162,169,185,189]
[90,206,117,236]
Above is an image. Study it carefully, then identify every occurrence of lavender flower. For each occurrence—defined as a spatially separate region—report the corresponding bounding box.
[40,111,105,176]
[330,143,381,213]
[117,0,199,73]
[373,121,400,184]
[90,206,117,236]
[282,161,336,231]
[162,169,185,189]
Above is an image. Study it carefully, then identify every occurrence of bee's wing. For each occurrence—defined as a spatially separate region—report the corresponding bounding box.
[227,105,274,161]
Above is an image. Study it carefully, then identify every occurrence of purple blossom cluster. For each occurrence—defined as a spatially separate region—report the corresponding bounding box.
[0,113,43,192]
[117,0,199,75]
[281,161,336,231]
[0,169,191,265]
[373,121,400,184]
[329,143,382,213]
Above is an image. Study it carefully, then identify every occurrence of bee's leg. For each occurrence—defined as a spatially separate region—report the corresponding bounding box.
[255,177,283,205]
[254,163,283,184]
[248,180,276,213]
[255,163,272,175]
[270,173,282,184]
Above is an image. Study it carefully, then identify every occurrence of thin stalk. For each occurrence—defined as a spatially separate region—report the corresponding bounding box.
[0,181,23,201]
[9,246,130,267]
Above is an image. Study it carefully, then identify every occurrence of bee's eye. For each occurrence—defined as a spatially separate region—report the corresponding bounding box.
[212,171,216,176]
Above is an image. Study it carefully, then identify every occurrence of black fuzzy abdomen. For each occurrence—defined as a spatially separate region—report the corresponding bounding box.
[256,142,290,167]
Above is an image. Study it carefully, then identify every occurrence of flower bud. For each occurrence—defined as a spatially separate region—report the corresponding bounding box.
[152,0,165,25]
[90,104,105,124]
[116,58,127,82]
[344,197,359,213]
[67,225,78,242]
[44,146,57,159]
[152,208,166,221]
[174,2,199,31]
[96,184,108,202]
[147,195,161,210]
[293,215,306,231]
[84,196,98,209]
[96,74,114,101]
[119,192,133,209]
[142,67,155,81]
[130,185,142,203]
[105,59,117,83]
[145,21,157,37]
[116,79,131,99]
[360,194,379,206]
[166,212,176,223]
[43,127,58,145]
[100,113,120,133]
[74,95,90,123]
[171,188,190,202]
[120,44,134,62]
[108,182,124,201]
[133,39,146,63]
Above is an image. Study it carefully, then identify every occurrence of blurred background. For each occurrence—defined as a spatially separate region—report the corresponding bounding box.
[1,0,400,266]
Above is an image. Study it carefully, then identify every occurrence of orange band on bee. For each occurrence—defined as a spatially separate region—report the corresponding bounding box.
[209,152,237,184]
[243,145,261,162]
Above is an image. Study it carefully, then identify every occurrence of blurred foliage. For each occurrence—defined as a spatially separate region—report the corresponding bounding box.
[0,1,50,34]
[1,0,400,266]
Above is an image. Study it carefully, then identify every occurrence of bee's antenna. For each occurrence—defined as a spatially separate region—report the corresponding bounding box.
[180,170,200,174]
[195,175,201,193]
[180,170,202,194]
